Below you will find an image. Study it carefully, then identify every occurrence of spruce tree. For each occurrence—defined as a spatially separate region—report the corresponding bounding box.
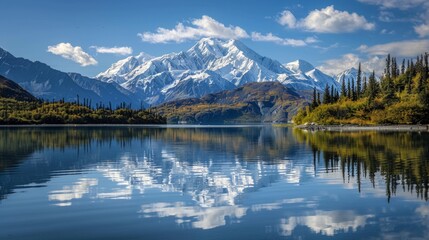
[311,87,318,109]
[341,76,346,98]
[382,54,395,99]
[424,52,428,82]
[323,84,331,104]
[347,79,351,99]
[362,76,368,97]
[368,71,379,100]
[317,92,321,105]
[357,62,362,98]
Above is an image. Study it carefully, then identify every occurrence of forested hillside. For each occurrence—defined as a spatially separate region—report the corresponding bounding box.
[294,53,429,125]
[0,98,166,125]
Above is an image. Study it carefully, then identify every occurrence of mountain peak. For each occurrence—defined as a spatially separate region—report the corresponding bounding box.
[96,52,154,82]
[285,59,315,73]
[197,37,225,45]
[191,37,253,56]
[335,67,376,84]
[135,52,154,62]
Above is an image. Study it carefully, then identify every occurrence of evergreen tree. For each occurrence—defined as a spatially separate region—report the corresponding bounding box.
[311,87,318,109]
[351,80,356,101]
[362,76,368,97]
[341,76,346,98]
[424,52,428,82]
[330,85,335,103]
[317,92,321,105]
[357,62,362,98]
[347,79,351,99]
[406,72,412,94]
[385,54,391,79]
[391,57,397,79]
[367,71,379,100]
[323,84,331,104]
[401,59,405,75]
[382,54,395,99]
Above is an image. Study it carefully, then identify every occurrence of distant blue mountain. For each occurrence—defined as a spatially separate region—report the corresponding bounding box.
[0,47,137,107]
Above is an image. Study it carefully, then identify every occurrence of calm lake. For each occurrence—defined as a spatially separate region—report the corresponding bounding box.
[0,125,428,239]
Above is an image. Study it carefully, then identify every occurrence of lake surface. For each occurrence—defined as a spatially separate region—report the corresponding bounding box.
[0,125,428,239]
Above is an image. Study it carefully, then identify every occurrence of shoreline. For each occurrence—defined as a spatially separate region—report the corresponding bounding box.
[295,124,429,132]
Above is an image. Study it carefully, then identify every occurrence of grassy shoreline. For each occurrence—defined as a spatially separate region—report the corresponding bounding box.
[295,124,429,132]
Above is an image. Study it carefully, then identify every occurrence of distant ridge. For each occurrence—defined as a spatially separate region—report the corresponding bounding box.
[154,81,307,124]
[0,75,37,101]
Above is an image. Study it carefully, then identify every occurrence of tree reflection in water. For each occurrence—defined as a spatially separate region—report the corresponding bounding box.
[293,129,429,201]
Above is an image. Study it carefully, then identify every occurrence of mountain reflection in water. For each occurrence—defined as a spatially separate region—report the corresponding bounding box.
[0,126,428,239]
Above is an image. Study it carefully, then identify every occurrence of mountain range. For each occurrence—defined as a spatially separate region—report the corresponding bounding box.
[98,38,343,106]
[0,47,134,107]
[0,38,372,110]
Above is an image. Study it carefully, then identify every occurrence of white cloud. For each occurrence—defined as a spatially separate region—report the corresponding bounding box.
[47,43,97,66]
[414,24,429,37]
[380,29,395,34]
[91,46,133,55]
[305,37,319,43]
[251,33,318,47]
[358,0,427,10]
[359,0,429,35]
[139,15,249,43]
[358,39,429,57]
[278,10,297,28]
[313,43,339,52]
[318,53,384,76]
[379,11,394,22]
[279,6,375,33]
[251,32,308,47]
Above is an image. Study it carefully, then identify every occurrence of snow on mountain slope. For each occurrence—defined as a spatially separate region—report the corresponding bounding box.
[0,47,103,102]
[96,52,153,84]
[68,73,136,106]
[335,68,376,85]
[280,61,340,91]
[285,60,315,73]
[307,69,341,88]
[0,47,138,107]
[97,38,340,106]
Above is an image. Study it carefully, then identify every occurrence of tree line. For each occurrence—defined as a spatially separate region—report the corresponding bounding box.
[294,52,429,125]
[0,96,166,125]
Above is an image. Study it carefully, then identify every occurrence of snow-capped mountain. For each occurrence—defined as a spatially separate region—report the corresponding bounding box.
[0,47,135,107]
[0,38,343,108]
[335,68,375,85]
[98,38,339,105]
[285,59,315,73]
[280,60,340,91]
[96,52,153,84]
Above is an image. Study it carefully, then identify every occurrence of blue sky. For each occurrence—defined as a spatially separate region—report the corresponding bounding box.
[0,0,428,76]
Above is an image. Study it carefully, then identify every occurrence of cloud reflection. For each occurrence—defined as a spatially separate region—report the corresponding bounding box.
[48,178,98,206]
[140,202,247,229]
[279,210,374,236]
